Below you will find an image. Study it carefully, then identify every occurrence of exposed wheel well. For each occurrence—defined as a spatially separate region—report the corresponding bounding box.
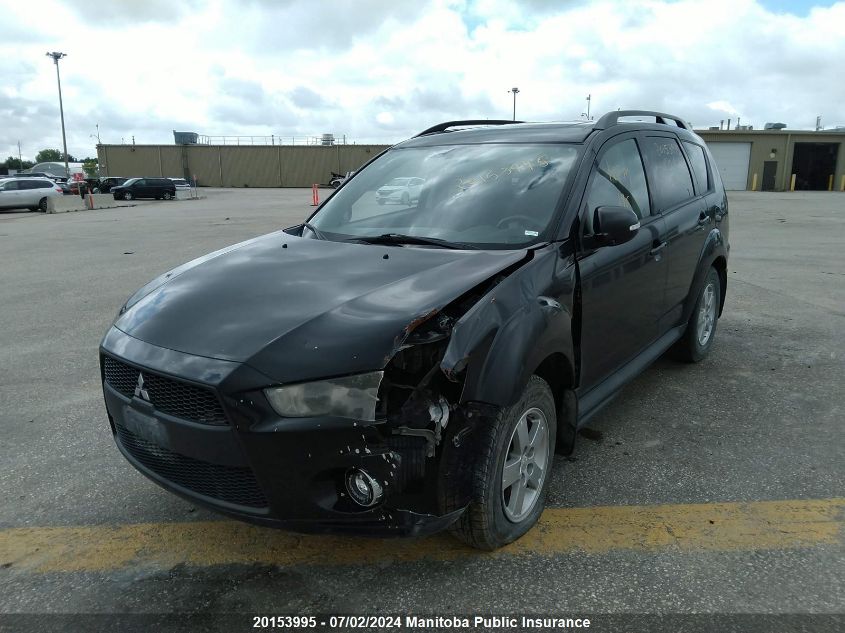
[712,256,727,315]
[532,353,575,428]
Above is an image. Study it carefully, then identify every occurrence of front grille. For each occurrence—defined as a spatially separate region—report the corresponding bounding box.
[115,424,268,509]
[103,355,228,425]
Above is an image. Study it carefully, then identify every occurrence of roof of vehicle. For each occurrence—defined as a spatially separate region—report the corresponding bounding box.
[397,111,700,148]
[398,122,596,147]
[0,176,57,182]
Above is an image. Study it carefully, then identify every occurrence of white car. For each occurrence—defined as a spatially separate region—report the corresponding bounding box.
[375,176,424,205]
[0,177,64,212]
[169,178,191,190]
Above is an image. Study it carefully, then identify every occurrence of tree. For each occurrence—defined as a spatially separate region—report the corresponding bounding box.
[82,159,99,178]
[35,149,63,163]
[3,156,34,171]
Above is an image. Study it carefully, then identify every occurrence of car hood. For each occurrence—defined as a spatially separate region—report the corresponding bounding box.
[114,231,526,384]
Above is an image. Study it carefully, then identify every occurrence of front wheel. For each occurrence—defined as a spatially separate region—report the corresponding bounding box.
[451,375,557,550]
[676,267,721,362]
[123,192,133,201]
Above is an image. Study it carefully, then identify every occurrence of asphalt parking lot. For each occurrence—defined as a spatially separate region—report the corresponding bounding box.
[0,189,843,628]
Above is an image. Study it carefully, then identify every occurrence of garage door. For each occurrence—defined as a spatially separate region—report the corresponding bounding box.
[707,142,751,190]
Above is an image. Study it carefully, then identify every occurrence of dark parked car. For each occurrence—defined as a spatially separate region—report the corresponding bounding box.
[111,177,176,201]
[100,111,729,549]
[94,177,127,194]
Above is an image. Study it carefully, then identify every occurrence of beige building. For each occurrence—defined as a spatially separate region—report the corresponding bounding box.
[97,143,390,188]
[98,128,845,192]
[696,129,845,192]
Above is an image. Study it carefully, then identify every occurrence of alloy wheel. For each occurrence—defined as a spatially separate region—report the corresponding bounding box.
[501,407,549,522]
[697,281,716,346]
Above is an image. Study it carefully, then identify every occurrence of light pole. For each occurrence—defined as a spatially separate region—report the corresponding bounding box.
[46,51,70,179]
[508,87,520,121]
[581,94,592,120]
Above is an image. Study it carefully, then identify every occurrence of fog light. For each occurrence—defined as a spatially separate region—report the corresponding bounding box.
[345,468,384,507]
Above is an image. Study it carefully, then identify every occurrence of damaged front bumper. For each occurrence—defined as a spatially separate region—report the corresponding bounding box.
[100,327,472,537]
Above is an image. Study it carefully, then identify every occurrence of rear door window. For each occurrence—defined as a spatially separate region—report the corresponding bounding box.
[641,137,695,211]
[682,141,710,195]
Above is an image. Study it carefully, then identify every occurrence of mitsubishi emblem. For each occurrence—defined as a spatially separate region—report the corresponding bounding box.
[134,373,151,401]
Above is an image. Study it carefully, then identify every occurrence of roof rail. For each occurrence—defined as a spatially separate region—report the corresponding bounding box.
[594,110,689,131]
[414,119,523,137]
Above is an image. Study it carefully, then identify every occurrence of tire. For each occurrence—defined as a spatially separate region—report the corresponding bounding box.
[401,192,410,205]
[124,192,133,201]
[38,197,48,212]
[451,375,557,550]
[163,191,173,200]
[675,267,721,362]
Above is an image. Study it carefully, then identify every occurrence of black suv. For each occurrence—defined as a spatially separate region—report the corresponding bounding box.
[111,177,176,201]
[100,110,728,549]
[95,177,127,194]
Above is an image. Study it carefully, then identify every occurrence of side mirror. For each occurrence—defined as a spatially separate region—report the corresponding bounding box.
[592,205,640,246]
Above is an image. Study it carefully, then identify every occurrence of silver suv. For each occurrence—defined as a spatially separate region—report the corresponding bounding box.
[0,177,63,212]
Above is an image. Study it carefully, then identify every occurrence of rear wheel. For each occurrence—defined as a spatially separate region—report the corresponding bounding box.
[163,191,173,200]
[451,375,556,550]
[38,197,48,212]
[676,267,720,362]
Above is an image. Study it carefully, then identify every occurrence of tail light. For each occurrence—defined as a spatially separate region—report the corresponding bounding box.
[55,187,62,192]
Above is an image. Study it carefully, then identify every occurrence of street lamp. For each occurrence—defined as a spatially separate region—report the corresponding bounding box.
[508,87,520,121]
[582,94,592,120]
[45,51,70,179]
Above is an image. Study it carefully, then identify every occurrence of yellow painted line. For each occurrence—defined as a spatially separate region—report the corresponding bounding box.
[0,498,841,573]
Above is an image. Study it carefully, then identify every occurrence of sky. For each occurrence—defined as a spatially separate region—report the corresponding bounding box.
[1,0,843,161]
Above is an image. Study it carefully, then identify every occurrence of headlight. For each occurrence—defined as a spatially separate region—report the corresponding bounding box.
[264,371,383,421]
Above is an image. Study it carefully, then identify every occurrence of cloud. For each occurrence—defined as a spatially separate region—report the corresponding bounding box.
[289,86,329,109]
[1,0,844,160]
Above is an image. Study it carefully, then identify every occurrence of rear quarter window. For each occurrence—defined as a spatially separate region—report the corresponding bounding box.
[641,137,695,210]
[683,141,710,194]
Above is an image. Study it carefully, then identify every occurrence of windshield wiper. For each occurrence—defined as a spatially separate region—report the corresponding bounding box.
[350,233,478,250]
[302,222,329,240]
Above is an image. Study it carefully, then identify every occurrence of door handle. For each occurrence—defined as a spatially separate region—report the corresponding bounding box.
[649,241,667,257]
[697,212,710,226]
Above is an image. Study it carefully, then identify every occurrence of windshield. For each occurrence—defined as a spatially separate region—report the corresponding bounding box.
[308,143,580,249]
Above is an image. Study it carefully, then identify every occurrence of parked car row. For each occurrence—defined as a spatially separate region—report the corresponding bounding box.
[0,173,196,211]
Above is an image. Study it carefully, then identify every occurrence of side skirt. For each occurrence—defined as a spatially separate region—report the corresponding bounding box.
[575,323,686,428]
